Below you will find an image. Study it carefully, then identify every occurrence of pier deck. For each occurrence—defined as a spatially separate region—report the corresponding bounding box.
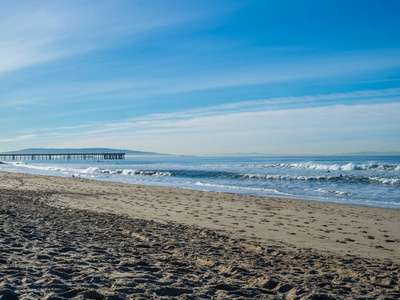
[0,153,125,161]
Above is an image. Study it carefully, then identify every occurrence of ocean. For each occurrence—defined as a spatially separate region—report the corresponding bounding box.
[1,155,399,209]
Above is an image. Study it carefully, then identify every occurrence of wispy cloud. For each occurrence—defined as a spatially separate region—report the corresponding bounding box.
[0,1,230,76]
[0,38,95,75]
[113,87,400,123]
[51,101,400,155]
[2,48,400,111]
[0,134,36,143]
[160,49,400,94]
[34,87,400,132]
[29,88,400,154]
[0,2,97,74]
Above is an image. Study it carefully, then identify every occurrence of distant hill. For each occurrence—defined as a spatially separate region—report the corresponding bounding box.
[1,148,171,156]
[335,151,400,156]
[211,151,400,157]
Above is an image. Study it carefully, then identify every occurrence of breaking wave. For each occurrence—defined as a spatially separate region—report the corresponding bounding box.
[267,162,400,171]
[317,189,351,195]
[6,163,172,177]
[82,167,171,176]
[195,181,291,196]
[233,173,400,185]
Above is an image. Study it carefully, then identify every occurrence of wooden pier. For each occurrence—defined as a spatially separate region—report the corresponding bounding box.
[0,152,125,161]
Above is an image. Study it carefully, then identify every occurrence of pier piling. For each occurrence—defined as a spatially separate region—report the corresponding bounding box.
[0,153,125,161]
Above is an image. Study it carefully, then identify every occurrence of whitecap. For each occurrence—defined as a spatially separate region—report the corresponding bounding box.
[317,188,351,195]
[195,181,291,195]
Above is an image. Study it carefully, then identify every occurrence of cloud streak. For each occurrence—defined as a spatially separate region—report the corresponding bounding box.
[27,88,400,154]
[0,135,36,143]
[51,102,400,155]
[32,87,400,130]
[0,1,229,75]
[2,49,400,111]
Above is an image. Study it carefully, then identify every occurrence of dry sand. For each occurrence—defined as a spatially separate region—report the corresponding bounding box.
[1,171,399,299]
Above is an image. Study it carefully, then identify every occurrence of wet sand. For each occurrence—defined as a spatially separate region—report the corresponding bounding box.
[1,171,399,299]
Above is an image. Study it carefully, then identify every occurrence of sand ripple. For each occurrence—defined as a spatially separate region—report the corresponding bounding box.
[1,189,399,299]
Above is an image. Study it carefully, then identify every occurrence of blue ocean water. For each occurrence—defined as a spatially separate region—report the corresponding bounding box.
[1,156,399,209]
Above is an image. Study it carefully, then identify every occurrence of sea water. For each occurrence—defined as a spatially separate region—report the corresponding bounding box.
[1,156,399,209]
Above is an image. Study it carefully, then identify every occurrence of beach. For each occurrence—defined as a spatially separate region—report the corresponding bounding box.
[1,171,399,299]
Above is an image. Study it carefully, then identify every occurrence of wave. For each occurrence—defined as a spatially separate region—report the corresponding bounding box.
[236,173,400,185]
[195,181,291,196]
[2,159,399,209]
[267,162,400,171]
[82,167,171,176]
[8,162,74,174]
[82,169,400,185]
[317,189,351,196]
[6,163,171,177]
[5,162,399,184]
[72,168,400,185]
[368,177,400,185]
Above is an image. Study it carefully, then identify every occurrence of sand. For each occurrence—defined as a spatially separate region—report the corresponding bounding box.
[1,171,399,299]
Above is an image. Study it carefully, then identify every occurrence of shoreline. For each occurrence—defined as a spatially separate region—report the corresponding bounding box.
[1,171,399,262]
[2,167,400,211]
[1,171,400,298]
[1,155,399,210]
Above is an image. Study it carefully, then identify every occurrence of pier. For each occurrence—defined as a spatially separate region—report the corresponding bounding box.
[0,152,125,161]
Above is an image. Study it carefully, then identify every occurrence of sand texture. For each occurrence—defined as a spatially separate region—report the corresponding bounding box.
[1,172,400,299]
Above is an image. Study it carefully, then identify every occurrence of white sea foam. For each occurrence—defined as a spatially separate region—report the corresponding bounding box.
[269,162,400,171]
[240,174,327,181]
[368,177,400,185]
[3,163,172,177]
[82,167,101,174]
[195,181,291,196]
[239,173,400,185]
[8,162,74,173]
[317,189,351,195]
[82,167,171,176]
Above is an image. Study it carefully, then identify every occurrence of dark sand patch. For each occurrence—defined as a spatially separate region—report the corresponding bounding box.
[1,188,400,299]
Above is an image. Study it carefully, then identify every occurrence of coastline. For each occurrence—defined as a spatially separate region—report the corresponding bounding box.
[1,155,399,210]
[1,171,400,298]
[1,171,399,262]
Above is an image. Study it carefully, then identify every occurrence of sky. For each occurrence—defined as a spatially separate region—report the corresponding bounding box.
[0,0,399,155]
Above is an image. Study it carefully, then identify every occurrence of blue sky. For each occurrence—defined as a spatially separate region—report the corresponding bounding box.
[1,0,399,155]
